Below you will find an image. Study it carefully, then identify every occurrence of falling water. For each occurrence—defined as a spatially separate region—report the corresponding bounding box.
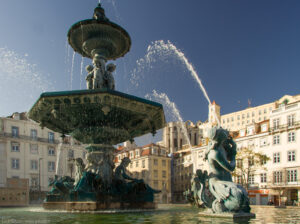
[80,57,84,89]
[55,143,63,176]
[146,90,192,150]
[0,47,53,115]
[131,40,220,126]
[70,51,75,90]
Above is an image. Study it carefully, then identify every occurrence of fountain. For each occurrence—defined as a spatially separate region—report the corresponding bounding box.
[28,3,165,211]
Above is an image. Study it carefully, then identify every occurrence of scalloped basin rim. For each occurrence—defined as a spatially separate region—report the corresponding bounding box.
[37,89,162,108]
[67,19,131,41]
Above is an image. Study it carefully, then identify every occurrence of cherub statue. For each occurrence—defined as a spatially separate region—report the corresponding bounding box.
[85,65,94,90]
[92,54,106,89]
[104,63,116,90]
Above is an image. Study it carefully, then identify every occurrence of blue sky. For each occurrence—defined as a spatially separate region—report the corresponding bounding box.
[0,0,300,143]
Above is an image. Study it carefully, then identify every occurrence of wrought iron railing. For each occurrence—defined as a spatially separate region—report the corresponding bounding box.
[0,132,59,144]
[270,121,300,132]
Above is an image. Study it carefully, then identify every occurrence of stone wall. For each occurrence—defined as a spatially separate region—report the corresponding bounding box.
[0,178,29,207]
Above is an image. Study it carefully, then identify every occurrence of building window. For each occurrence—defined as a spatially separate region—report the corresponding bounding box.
[273,153,280,163]
[68,150,74,159]
[237,115,240,120]
[252,112,255,117]
[154,159,158,166]
[261,157,267,165]
[135,150,140,157]
[154,170,158,178]
[31,177,38,187]
[260,173,267,183]
[259,110,262,115]
[129,152,133,158]
[288,132,296,143]
[248,157,254,166]
[162,170,166,178]
[153,181,158,188]
[248,174,255,185]
[11,159,20,169]
[11,142,20,152]
[31,160,38,170]
[173,138,178,148]
[162,160,166,167]
[30,144,38,154]
[264,108,267,114]
[48,147,55,156]
[273,135,280,145]
[12,126,19,138]
[260,138,267,147]
[242,114,245,119]
[135,161,139,167]
[273,118,280,130]
[287,114,295,127]
[142,170,146,178]
[48,132,54,143]
[287,170,297,182]
[48,161,55,172]
[247,126,254,135]
[287,151,296,162]
[274,171,282,183]
[30,129,37,140]
[142,160,145,168]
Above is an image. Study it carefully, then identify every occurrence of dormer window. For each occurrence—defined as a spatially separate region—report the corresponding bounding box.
[135,150,140,157]
[261,124,267,132]
[247,126,254,135]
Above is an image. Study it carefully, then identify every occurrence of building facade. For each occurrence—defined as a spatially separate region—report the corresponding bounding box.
[190,94,300,206]
[0,112,85,203]
[115,143,172,203]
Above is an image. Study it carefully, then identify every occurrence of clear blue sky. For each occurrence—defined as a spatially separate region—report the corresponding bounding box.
[1,0,300,126]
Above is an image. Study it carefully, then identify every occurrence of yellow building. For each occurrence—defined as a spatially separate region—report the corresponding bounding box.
[115,143,172,203]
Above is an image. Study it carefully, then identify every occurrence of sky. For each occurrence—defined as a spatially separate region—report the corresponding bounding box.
[0,0,300,144]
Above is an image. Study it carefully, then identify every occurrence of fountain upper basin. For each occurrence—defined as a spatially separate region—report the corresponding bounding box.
[68,19,131,60]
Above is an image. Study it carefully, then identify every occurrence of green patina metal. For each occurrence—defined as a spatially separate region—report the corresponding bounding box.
[67,4,131,60]
[28,89,165,144]
[30,4,164,210]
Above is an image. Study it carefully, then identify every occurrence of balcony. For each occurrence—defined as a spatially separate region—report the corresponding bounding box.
[270,121,300,133]
[0,132,59,144]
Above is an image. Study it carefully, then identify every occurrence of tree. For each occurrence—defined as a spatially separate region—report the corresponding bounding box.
[232,147,270,190]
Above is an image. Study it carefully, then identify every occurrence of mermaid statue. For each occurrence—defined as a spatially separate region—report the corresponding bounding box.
[184,127,250,214]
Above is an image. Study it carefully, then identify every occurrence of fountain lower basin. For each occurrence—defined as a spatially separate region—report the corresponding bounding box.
[28,88,165,144]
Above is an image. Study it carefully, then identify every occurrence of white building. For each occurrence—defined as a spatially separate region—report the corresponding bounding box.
[0,112,85,201]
